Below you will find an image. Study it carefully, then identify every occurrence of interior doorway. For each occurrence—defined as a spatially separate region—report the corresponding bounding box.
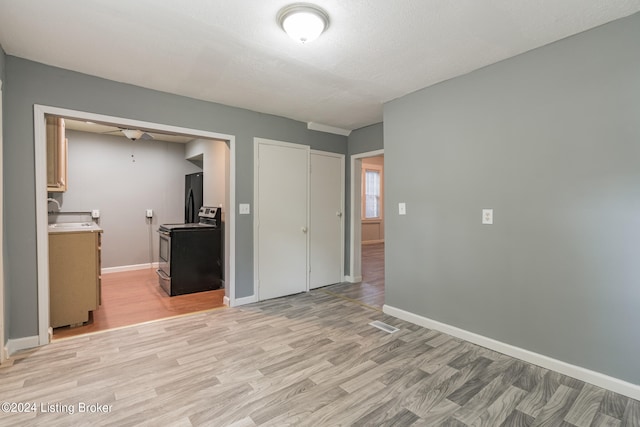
[342,149,385,308]
[33,105,236,346]
[46,117,231,339]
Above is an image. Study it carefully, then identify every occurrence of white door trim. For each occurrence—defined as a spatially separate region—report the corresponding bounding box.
[33,104,237,346]
[253,137,310,301]
[0,78,5,362]
[349,149,384,283]
[310,150,345,285]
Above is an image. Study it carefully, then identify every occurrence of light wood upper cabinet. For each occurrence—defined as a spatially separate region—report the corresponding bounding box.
[46,116,67,192]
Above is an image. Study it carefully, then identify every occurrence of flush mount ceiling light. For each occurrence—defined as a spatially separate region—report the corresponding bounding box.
[277,3,329,44]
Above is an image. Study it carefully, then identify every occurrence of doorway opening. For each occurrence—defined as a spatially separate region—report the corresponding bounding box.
[359,154,384,306]
[34,105,236,345]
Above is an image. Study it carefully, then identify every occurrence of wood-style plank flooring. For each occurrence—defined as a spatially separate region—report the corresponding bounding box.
[324,242,385,308]
[53,242,382,340]
[53,268,225,339]
[3,288,638,426]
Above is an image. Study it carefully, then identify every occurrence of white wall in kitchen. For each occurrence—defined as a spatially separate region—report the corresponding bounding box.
[60,129,202,269]
[185,138,227,209]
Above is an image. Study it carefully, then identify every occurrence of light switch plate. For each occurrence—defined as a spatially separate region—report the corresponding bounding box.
[239,203,250,215]
[398,202,406,215]
[482,209,493,225]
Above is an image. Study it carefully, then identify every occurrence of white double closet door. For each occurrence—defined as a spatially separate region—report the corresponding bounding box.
[255,138,343,301]
[309,150,344,289]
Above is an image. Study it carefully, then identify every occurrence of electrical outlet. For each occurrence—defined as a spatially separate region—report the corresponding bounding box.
[146,209,153,218]
[398,202,406,215]
[239,204,250,215]
[91,209,100,219]
[482,209,493,225]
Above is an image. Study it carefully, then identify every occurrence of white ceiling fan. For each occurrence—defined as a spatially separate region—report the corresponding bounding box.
[103,127,154,141]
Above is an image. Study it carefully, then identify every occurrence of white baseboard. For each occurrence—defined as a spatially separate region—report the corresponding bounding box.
[223,296,230,306]
[383,304,640,401]
[230,295,258,307]
[6,335,40,357]
[102,262,159,274]
[344,275,362,283]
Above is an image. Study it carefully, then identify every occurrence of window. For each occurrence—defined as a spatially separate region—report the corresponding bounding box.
[362,165,383,219]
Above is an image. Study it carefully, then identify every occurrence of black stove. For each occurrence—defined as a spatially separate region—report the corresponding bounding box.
[157,206,223,296]
[159,205,221,232]
[159,222,216,231]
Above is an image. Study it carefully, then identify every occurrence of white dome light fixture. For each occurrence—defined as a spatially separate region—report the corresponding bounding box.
[277,3,329,44]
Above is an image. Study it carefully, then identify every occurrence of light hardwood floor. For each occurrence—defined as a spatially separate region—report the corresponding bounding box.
[53,268,225,339]
[324,243,385,308]
[54,242,382,340]
[2,287,638,426]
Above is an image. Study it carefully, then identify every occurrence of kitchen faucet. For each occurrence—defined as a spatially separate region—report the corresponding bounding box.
[47,198,61,212]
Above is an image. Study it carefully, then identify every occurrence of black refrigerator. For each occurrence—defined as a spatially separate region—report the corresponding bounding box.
[185,173,203,223]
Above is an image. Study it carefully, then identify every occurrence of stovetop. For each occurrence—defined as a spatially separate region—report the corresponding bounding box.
[160,206,221,232]
[159,222,217,232]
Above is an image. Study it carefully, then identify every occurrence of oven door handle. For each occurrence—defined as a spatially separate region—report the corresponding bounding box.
[156,269,170,280]
[158,230,170,237]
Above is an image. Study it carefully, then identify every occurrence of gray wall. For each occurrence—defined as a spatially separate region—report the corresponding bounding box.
[3,57,347,339]
[384,12,640,384]
[348,123,383,156]
[345,123,384,274]
[59,129,201,268]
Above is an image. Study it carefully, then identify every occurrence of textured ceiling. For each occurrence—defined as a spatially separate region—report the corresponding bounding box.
[1,0,639,132]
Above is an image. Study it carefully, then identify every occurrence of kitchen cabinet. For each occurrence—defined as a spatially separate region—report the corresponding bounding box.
[49,229,102,328]
[46,116,67,192]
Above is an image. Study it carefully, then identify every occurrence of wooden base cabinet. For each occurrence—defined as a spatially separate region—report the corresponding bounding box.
[49,230,102,328]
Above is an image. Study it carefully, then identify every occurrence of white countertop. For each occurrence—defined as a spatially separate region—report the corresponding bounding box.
[48,222,103,234]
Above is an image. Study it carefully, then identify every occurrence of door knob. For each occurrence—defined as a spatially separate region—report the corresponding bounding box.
[336,211,343,217]
[301,227,308,233]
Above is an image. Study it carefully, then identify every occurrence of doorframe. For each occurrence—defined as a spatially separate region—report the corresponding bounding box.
[33,104,237,346]
[253,137,310,301]
[348,149,384,282]
[310,149,345,287]
[0,79,5,362]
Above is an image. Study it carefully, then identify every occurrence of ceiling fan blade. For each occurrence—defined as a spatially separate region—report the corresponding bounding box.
[121,129,144,140]
[99,127,154,140]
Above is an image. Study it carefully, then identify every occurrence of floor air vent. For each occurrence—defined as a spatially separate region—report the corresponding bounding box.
[369,320,399,334]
